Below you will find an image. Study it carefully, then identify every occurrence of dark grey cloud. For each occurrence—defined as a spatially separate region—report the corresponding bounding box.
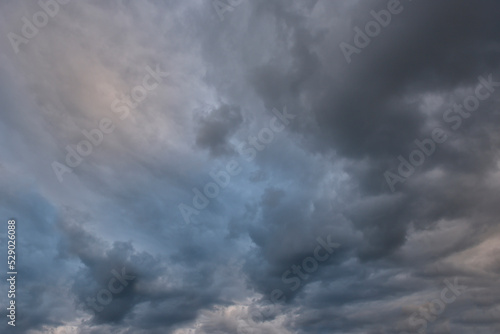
[195,104,243,157]
[1,0,500,333]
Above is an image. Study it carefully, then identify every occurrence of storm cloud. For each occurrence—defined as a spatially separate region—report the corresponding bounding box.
[1,0,500,333]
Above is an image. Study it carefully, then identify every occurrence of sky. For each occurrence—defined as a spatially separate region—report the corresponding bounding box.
[1,0,500,333]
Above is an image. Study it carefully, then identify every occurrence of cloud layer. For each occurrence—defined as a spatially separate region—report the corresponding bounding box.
[1,0,500,333]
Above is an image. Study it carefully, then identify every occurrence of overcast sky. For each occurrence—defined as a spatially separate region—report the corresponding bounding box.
[1,0,500,333]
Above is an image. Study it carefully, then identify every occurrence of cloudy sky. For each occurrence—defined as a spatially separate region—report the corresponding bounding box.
[1,0,500,333]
